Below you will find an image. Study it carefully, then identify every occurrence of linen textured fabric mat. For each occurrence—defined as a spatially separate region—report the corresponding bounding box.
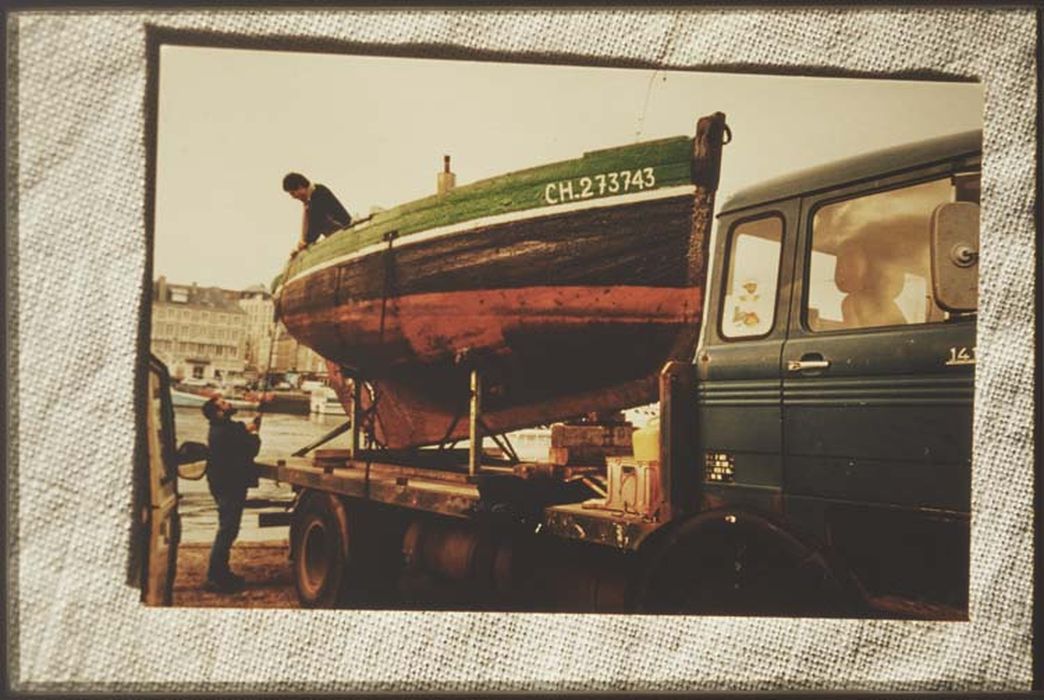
[6,8,1037,693]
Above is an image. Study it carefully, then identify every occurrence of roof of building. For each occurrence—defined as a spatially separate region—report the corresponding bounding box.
[153,279,246,314]
[241,284,270,296]
[718,128,982,215]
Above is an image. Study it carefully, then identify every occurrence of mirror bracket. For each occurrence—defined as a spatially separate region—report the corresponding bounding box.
[930,201,980,313]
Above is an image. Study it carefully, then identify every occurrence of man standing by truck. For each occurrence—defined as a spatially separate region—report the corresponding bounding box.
[201,396,261,593]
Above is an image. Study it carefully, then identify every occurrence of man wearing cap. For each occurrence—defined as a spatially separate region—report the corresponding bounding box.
[282,172,352,253]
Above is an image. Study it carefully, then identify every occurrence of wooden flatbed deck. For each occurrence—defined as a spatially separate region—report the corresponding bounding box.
[253,450,661,550]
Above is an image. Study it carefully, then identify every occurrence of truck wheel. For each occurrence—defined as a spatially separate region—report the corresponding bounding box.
[633,510,859,616]
[291,492,351,608]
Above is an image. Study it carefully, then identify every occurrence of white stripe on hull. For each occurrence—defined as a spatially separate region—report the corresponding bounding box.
[279,184,697,291]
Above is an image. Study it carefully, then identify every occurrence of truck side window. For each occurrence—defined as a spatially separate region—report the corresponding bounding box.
[806,173,980,332]
[721,215,783,339]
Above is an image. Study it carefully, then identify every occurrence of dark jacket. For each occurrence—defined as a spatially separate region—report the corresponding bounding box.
[205,418,261,497]
[305,184,352,244]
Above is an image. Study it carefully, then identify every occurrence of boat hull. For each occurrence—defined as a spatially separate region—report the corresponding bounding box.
[323,286,699,447]
[279,193,702,447]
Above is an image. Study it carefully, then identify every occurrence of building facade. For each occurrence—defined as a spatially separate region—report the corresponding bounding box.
[271,321,327,375]
[237,285,275,374]
[151,276,248,382]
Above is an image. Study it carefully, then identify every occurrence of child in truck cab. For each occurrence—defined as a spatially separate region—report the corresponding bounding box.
[834,238,908,329]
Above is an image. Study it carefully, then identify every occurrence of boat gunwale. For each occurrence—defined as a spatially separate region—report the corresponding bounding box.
[275,135,696,293]
[276,184,699,293]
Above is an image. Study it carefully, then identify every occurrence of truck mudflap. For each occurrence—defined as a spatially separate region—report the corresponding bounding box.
[630,508,863,616]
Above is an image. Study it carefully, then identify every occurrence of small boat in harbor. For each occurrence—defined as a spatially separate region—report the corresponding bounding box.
[260,391,311,415]
[310,387,348,416]
[274,113,727,448]
[171,388,208,408]
[171,383,261,411]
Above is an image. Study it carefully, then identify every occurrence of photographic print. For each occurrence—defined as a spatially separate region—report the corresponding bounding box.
[140,45,983,618]
[7,8,1035,695]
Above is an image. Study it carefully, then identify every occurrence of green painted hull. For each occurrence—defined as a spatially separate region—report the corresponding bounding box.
[274,135,694,291]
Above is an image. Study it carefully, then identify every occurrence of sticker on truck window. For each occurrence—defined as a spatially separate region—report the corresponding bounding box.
[543,167,657,204]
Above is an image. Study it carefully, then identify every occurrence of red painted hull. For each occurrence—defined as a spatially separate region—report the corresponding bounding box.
[285,285,701,448]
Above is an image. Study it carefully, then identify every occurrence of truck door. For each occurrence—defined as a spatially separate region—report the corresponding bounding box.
[136,355,181,605]
[694,199,799,513]
[781,164,979,607]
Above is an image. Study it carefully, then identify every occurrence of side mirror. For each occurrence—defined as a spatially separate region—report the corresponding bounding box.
[176,441,208,480]
[930,201,979,313]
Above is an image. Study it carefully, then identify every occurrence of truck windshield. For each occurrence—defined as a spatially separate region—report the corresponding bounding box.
[806,172,980,332]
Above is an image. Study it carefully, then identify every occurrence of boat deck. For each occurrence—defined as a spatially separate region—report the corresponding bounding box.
[253,450,661,551]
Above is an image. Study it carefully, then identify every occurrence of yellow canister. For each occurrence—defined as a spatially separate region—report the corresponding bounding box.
[631,415,660,462]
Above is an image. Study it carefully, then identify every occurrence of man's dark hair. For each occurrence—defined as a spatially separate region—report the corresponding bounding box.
[282,172,310,192]
[202,395,222,422]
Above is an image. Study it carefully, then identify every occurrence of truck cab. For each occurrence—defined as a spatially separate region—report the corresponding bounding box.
[681,129,980,614]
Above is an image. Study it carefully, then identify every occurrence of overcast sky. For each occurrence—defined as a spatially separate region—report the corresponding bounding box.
[154,46,983,290]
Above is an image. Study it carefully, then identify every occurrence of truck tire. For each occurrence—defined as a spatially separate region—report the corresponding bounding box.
[633,510,860,616]
[290,491,351,608]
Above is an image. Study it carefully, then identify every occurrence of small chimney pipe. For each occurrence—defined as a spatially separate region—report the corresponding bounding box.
[437,154,456,195]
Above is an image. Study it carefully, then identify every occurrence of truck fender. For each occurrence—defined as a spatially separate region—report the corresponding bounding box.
[631,508,863,615]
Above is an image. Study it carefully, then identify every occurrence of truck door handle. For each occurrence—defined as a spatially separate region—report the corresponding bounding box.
[787,354,830,372]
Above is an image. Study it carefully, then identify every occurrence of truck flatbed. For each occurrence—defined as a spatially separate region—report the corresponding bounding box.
[254,451,661,550]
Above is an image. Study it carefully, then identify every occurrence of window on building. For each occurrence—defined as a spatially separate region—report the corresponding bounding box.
[192,365,204,379]
[806,173,980,332]
[721,215,784,339]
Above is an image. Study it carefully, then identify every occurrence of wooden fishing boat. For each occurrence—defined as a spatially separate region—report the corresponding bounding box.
[274,113,728,448]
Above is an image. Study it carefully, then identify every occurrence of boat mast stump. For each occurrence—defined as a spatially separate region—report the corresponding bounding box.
[468,368,483,476]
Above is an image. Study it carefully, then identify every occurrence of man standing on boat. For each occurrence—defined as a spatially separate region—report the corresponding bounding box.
[282,172,352,254]
[201,395,262,593]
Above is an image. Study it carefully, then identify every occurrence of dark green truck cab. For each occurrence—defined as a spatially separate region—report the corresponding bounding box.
[683,129,980,614]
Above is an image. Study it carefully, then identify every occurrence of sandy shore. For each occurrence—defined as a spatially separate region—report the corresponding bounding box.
[173,540,297,608]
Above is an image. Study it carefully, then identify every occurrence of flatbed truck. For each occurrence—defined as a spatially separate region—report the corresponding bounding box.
[137,119,980,617]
